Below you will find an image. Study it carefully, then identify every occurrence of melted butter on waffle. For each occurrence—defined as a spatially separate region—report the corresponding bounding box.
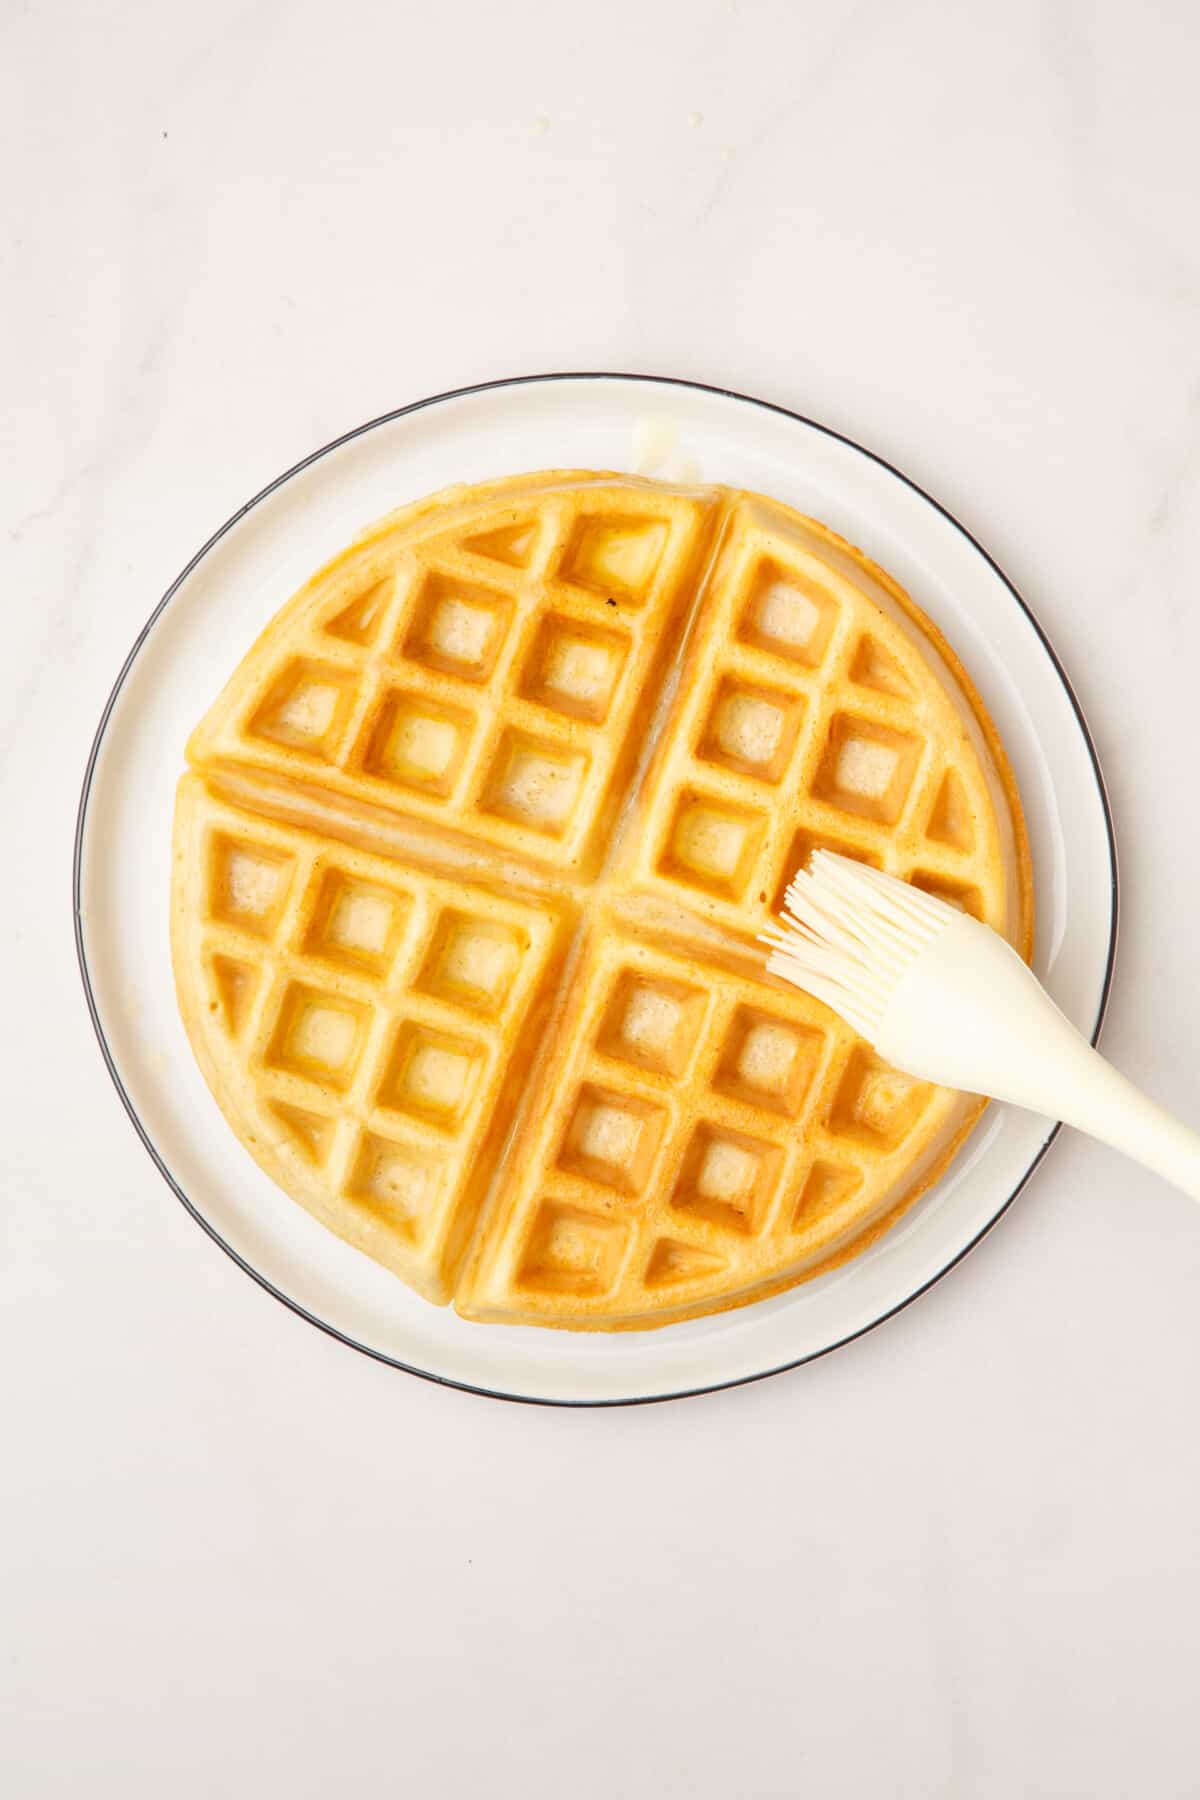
[173,472,1032,1328]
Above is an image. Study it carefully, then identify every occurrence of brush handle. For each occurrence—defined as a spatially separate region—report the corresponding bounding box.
[879,914,1200,1202]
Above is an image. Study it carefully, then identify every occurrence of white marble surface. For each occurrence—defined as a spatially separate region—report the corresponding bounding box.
[5,0,1200,1792]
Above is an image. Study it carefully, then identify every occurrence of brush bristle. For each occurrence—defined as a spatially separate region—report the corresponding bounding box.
[760,851,956,1041]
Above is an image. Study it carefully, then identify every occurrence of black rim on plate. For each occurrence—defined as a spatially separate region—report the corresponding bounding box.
[72,372,1120,1407]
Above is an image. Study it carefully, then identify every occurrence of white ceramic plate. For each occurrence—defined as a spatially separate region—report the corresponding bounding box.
[74,374,1117,1405]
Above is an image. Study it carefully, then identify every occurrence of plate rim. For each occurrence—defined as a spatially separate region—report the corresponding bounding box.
[72,369,1120,1407]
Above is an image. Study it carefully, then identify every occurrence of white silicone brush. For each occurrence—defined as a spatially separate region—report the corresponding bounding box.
[762,851,1200,1200]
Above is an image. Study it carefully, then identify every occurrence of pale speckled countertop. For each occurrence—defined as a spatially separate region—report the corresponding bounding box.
[5,2,1200,1794]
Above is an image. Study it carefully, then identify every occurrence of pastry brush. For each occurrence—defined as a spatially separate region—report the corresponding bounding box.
[762,851,1200,1200]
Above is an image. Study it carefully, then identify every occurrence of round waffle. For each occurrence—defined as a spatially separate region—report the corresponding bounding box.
[171,472,1032,1328]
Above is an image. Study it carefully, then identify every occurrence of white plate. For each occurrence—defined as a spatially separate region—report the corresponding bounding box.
[74,374,1117,1405]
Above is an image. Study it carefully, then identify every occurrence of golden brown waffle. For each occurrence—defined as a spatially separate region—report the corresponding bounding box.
[188,475,713,878]
[172,776,570,1303]
[172,471,1032,1328]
